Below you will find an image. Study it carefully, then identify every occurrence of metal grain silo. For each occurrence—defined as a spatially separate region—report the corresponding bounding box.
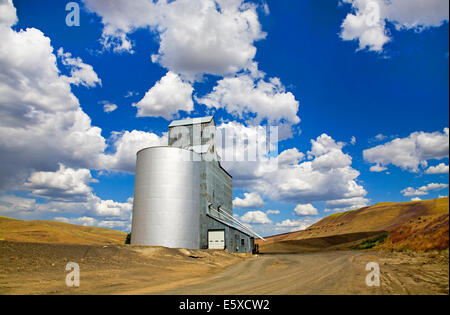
[130,146,201,249]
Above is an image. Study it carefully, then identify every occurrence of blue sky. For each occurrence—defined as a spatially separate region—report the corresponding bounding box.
[0,0,448,235]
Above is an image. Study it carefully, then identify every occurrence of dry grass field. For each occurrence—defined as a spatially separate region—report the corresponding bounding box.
[0,216,127,245]
[258,197,449,252]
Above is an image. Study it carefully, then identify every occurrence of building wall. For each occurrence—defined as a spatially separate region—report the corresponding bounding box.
[198,158,253,253]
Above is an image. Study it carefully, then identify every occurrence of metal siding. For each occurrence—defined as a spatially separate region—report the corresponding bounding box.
[198,158,253,253]
[131,147,201,249]
[199,159,236,250]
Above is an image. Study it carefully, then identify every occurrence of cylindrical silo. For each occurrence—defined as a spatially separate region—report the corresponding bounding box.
[131,147,201,249]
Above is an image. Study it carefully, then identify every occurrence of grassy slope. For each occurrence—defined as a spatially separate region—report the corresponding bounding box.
[259,197,449,251]
[0,216,127,245]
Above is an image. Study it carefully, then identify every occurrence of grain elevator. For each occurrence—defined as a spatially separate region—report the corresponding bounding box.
[130,116,263,253]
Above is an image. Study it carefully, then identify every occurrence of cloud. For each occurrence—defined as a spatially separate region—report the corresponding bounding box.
[277,148,305,167]
[340,0,390,52]
[324,196,369,212]
[99,24,135,54]
[0,0,171,189]
[0,3,108,189]
[0,0,17,27]
[124,91,139,98]
[0,192,133,230]
[239,210,272,224]
[260,144,366,205]
[233,192,265,209]
[294,204,318,216]
[242,216,321,236]
[55,216,97,227]
[55,215,131,230]
[262,2,270,15]
[83,0,266,79]
[93,197,133,217]
[401,183,449,196]
[0,194,36,216]
[99,100,118,113]
[57,48,102,88]
[14,163,133,223]
[369,165,388,172]
[411,197,421,201]
[83,0,301,137]
[0,1,170,232]
[197,72,300,128]
[151,0,266,80]
[340,0,449,52]
[425,163,449,175]
[265,209,279,215]
[99,130,167,173]
[217,123,367,206]
[351,136,356,145]
[133,71,194,119]
[364,128,449,172]
[275,218,316,232]
[24,164,96,202]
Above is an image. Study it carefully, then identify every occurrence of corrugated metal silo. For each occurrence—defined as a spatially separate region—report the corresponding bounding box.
[130,146,201,249]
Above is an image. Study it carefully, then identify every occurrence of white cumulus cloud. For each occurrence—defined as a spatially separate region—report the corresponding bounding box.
[401,183,449,197]
[217,123,367,206]
[275,218,317,232]
[294,204,318,216]
[100,130,168,173]
[83,0,266,80]
[57,48,102,88]
[197,73,300,128]
[240,210,272,224]
[340,0,449,52]
[133,71,194,119]
[99,100,118,113]
[425,163,449,175]
[325,196,369,212]
[233,192,265,209]
[0,3,107,189]
[24,164,96,202]
[364,128,449,172]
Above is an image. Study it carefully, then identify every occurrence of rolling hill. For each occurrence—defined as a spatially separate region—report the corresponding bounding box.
[0,216,127,245]
[258,197,449,252]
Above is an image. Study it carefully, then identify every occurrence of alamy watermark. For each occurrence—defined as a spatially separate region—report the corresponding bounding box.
[65,262,80,287]
[65,2,80,27]
[169,123,279,170]
[365,262,380,287]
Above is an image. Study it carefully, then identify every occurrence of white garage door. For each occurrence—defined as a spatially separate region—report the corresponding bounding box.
[208,230,225,249]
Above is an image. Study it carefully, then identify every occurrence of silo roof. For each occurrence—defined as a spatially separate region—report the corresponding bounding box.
[168,116,214,127]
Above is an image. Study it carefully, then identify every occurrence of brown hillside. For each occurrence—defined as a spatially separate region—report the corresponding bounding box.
[0,216,127,245]
[259,197,449,251]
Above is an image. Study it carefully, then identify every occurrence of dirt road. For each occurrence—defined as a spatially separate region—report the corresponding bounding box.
[0,242,448,295]
[153,251,449,295]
